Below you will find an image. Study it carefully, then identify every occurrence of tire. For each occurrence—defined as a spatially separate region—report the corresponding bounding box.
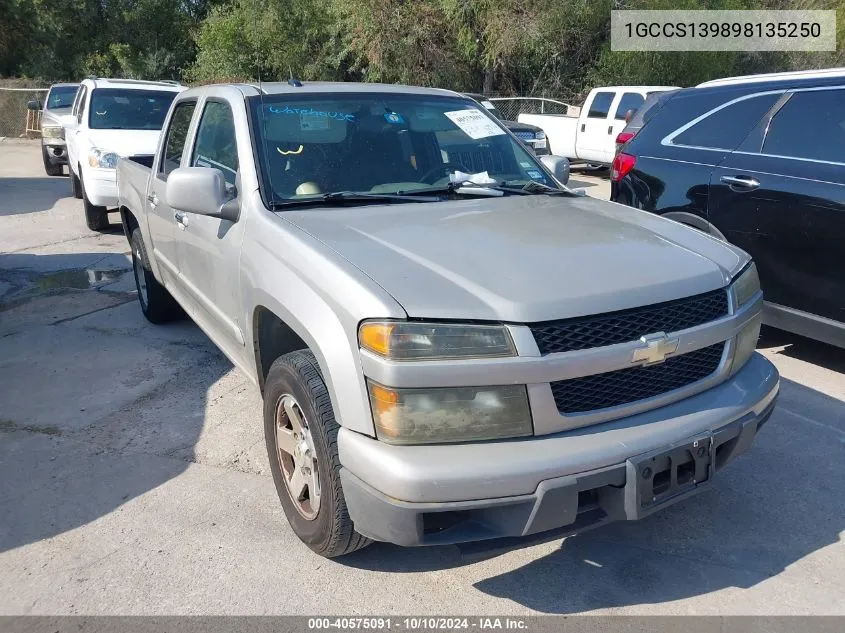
[263,350,371,558]
[42,146,63,177]
[130,227,180,324]
[80,171,109,231]
[70,168,83,199]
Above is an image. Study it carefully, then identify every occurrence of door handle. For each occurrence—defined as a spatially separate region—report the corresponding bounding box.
[146,193,159,208]
[608,125,613,135]
[720,175,760,191]
[580,123,585,133]
[174,211,189,228]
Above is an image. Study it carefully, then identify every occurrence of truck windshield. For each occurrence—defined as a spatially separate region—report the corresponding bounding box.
[46,86,78,110]
[89,89,178,130]
[248,93,553,204]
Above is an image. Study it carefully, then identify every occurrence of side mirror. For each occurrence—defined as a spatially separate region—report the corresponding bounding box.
[27,100,41,111]
[539,154,570,186]
[166,167,240,222]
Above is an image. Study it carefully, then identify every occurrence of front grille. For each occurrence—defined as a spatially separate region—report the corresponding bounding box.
[530,289,728,355]
[551,343,725,414]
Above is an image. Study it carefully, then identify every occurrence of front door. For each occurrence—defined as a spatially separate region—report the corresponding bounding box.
[175,97,247,358]
[147,99,197,288]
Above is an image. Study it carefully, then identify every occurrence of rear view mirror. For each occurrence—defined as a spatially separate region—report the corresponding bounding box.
[26,100,41,111]
[540,154,570,186]
[166,167,240,222]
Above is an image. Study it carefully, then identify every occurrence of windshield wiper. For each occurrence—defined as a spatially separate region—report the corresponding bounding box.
[269,190,441,210]
[397,180,575,197]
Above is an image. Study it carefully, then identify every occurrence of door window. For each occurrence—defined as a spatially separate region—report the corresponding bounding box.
[191,101,239,185]
[671,93,780,150]
[75,86,88,124]
[763,90,845,163]
[587,92,614,119]
[614,92,645,120]
[159,101,197,178]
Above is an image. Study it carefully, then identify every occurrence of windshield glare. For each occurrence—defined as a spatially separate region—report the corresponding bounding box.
[89,88,177,130]
[249,94,551,202]
[47,86,78,110]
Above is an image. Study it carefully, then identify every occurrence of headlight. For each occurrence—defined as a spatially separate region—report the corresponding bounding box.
[368,382,532,445]
[88,148,118,169]
[41,126,64,140]
[359,321,516,361]
[729,262,762,374]
[731,262,760,309]
[534,131,547,149]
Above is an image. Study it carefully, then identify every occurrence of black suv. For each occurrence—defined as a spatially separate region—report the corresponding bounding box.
[611,71,845,349]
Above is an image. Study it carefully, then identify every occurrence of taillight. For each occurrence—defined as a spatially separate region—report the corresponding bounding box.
[615,131,635,146]
[611,152,636,182]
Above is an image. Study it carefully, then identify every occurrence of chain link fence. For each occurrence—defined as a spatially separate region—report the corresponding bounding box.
[0,86,50,138]
[486,97,580,122]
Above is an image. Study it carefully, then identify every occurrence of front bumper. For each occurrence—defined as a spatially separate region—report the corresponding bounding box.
[81,168,119,208]
[339,352,779,546]
[42,139,68,165]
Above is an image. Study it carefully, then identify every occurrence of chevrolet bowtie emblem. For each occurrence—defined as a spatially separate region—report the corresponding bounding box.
[631,332,679,365]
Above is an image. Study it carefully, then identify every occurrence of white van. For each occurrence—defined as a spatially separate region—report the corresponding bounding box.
[65,77,187,230]
[519,85,679,166]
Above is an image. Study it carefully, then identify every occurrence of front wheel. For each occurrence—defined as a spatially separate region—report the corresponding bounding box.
[42,146,63,177]
[80,172,109,231]
[263,350,371,558]
[130,227,180,324]
[70,168,83,199]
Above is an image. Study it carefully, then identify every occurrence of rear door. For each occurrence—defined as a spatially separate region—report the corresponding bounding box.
[66,85,88,173]
[577,90,615,163]
[710,87,845,322]
[147,98,197,288]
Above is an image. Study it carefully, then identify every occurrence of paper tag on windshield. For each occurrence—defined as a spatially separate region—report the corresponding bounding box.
[300,113,329,131]
[444,109,506,140]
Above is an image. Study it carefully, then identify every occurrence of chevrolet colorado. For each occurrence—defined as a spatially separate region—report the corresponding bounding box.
[116,81,779,558]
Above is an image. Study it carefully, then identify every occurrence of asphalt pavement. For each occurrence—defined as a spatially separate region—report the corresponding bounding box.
[0,139,843,615]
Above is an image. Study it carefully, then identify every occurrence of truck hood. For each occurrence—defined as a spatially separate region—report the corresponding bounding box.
[283,195,745,322]
[84,129,162,157]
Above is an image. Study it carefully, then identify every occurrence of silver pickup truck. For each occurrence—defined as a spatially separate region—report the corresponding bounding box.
[116,81,779,558]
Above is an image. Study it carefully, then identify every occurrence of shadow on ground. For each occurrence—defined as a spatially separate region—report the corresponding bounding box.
[0,176,71,215]
[0,251,232,553]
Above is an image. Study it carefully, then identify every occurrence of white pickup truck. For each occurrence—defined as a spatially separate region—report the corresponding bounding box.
[519,86,679,166]
[116,81,778,558]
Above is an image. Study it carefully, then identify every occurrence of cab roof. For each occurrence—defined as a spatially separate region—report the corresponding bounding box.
[81,77,186,92]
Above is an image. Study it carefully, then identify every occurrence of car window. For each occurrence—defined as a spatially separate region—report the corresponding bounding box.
[587,92,614,119]
[47,86,78,110]
[614,92,645,120]
[159,101,197,178]
[192,100,239,186]
[89,89,177,131]
[248,94,549,202]
[763,90,845,163]
[671,93,780,150]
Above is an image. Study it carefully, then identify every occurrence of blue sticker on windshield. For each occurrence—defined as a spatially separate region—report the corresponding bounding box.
[384,112,404,124]
[267,105,356,122]
[527,170,543,179]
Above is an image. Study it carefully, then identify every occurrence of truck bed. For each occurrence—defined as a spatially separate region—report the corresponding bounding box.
[518,113,578,159]
[116,155,154,237]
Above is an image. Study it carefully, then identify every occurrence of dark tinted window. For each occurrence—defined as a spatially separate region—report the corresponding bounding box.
[614,92,644,120]
[192,101,239,185]
[763,90,845,163]
[46,86,78,110]
[672,93,780,150]
[159,101,196,177]
[587,92,614,119]
[89,89,177,130]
